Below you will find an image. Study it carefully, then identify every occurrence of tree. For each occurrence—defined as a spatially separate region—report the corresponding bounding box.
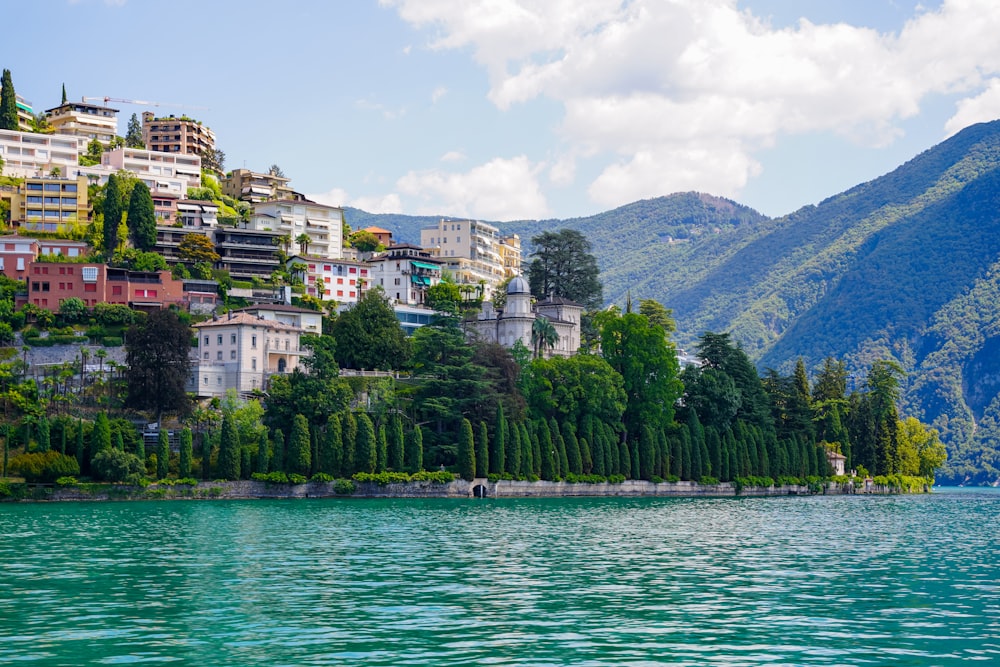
[257,430,270,475]
[475,421,488,478]
[178,428,193,478]
[491,404,507,475]
[127,182,157,251]
[103,174,124,255]
[531,317,559,359]
[424,281,463,315]
[125,113,144,149]
[0,70,17,131]
[58,297,89,323]
[405,426,423,473]
[355,413,376,474]
[61,83,67,105]
[388,414,404,471]
[458,418,476,481]
[91,412,112,460]
[156,429,169,479]
[332,288,410,370]
[268,164,285,178]
[288,414,312,475]
[638,299,676,334]
[527,229,603,310]
[201,148,225,173]
[348,230,382,253]
[295,233,310,255]
[217,412,240,480]
[125,309,193,417]
[91,448,142,484]
[178,234,220,264]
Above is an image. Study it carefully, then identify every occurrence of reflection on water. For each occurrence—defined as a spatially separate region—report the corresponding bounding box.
[0,490,998,665]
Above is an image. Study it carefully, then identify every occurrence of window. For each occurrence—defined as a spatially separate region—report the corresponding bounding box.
[394,278,400,286]
[337,278,343,285]
[204,376,208,385]
[217,351,223,360]
[204,336,209,346]
[349,267,357,274]
[251,358,257,370]
[41,282,49,292]
[251,335,257,349]
[217,335,223,345]
[84,283,96,292]
[230,350,236,360]
[231,334,237,344]
[112,286,123,296]
[217,377,222,385]
[203,352,209,360]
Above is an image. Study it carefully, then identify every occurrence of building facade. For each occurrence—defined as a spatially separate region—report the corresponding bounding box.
[419,219,520,299]
[213,226,283,280]
[45,101,119,145]
[286,254,369,304]
[0,129,85,178]
[23,261,186,311]
[366,244,442,306]
[102,146,202,189]
[249,200,344,261]
[469,276,582,357]
[222,168,294,203]
[190,312,306,397]
[9,176,89,234]
[141,112,216,157]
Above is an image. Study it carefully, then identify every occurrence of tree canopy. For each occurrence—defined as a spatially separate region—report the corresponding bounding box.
[125,309,192,417]
[527,229,603,310]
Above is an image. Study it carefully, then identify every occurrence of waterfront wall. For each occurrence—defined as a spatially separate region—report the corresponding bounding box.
[35,478,864,501]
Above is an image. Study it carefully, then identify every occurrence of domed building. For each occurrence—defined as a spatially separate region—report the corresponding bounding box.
[468,276,582,357]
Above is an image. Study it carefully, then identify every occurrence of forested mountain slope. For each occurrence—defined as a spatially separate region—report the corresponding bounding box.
[344,121,1000,483]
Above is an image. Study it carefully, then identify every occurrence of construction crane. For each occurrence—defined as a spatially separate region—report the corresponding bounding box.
[82,96,208,111]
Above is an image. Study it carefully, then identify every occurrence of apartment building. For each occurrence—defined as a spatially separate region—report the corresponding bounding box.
[24,261,185,311]
[190,312,306,397]
[419,219,520,298]
[141,112,215,157]
[0,129,86,178]
[233,304,323,335]
[45,101,118,145]
[102,146,202,188]
[0,236,38,281]
[366,244,442,306]
[10,176,89,234]
[286,254,369,304]
[222,168,294,203]
[213,226,283,280]
[249,200,344,261]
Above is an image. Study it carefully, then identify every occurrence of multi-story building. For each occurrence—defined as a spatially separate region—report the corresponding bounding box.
[365,244,442,306]
[361,226,393,247]
[102,146,202,188]
[285,254,369,304]
[189,312,306,398]
[141,112,215,157]
[155,200,220,263]
[10,176,89,234]
[469,276,582,357]
[222,168,294,203]
[175,199,219,228]
[213,226,283,280]
[233,304,323,335]
[45,101,118,145]
[24,261,185,311]
[419,219,520,298]
[0,235,39,281]
[0,129,86,178]
[249,200,344,261]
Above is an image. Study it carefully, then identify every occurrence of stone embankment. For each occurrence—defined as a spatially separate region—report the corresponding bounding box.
[39,478,866,501]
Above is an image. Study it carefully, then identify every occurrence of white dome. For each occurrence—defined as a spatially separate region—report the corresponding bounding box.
[507,276,530,294]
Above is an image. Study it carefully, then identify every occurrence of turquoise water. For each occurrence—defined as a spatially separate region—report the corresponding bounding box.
[0,489,998,666]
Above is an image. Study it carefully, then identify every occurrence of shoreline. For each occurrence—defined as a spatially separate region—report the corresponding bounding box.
[4,477,918,502]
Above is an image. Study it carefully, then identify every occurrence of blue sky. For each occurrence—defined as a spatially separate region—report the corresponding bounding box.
[6,0,1000,221]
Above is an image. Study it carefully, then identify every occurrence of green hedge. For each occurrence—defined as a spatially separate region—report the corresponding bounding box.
[101,336,123,347]
[25,335,88,347]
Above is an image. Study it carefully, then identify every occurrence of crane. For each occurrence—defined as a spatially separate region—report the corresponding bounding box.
[82,96,208,111]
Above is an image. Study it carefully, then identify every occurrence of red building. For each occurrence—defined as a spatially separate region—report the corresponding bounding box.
[23,261,186,311]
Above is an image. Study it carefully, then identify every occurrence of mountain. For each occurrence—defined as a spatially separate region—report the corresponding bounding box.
[345,120,1000,483]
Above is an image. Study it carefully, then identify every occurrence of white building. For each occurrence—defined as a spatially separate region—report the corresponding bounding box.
[45,101,119,145]
[233,304,324,335]
[419,219,520,300]
[0,129,85,178]
[469,276,582,357]
[102,147,202,188]
[249,200,344,261]
[366,244,442,306]
[286,254,369,304]
[190,312,307,397]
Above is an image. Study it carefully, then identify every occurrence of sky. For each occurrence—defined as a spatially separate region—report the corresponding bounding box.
[6,0,1000,221]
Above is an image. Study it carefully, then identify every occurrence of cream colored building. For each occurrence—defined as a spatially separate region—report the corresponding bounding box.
[366,244,442,306]
[190,312,307,397]
[469,276,582,357]
[420,219,520,299]
[0,129,85,178]
[45,101,119,145]
[249,200,344,261]
[222,168,295,203]
[102,147,202,188]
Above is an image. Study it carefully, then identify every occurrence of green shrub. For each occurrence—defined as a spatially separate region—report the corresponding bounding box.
[564,473,607,484]
[408,470,455,484]
[9,450,81,483]
[310,472,335,483]
[665,474,680,483]
[333,479,356,495]
[101,336,123,347]
[699,475,720,485]
[650,475,664,484]
[287,473,307,484]
[252,471,289,484]
[607,474,626,484]
[55,476,78,487]
[91,448,144,484]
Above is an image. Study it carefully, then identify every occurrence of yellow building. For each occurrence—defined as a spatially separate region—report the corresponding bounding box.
[11,175,89,234]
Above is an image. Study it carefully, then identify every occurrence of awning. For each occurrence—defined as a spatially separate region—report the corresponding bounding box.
[410,260,440,271]
[411,275,430,286]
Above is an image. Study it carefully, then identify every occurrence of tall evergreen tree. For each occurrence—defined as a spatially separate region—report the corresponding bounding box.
[563,421,583,475]
[507,417,521,477]
[551,418,568,478]
[591,428,605,477]
[355,413,376,474]
[103,174,123,256]
[376,422,388,473]
[125,113,144,148]
[200,431,211,479]
[179,428,193,478]
[639,424,656,480]
[0,70,17,131]
[91,413,111,459]
[288,414,312,475]
[491,404,506,475]
[157,429,169,479]
[388,414,404,472]
[324,414,343,476]
[114,430,124,452]
[458,418,476,481]
[271,429,285,473]
[61,83,67,104]
[217,413,241,480]
[404,425,423,473]
[475,421,489,478]
[342,413,357,474]
[37,415,50,453]
[519,422,533,479]
[127,181,157,251]
[619,440,632,478]
[537,419,555,480]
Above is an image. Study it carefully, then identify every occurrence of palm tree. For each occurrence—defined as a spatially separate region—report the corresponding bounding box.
[295,233,311,256]
[531,316,559,359]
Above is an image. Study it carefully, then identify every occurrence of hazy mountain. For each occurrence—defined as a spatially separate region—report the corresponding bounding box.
[345,120,1000,483]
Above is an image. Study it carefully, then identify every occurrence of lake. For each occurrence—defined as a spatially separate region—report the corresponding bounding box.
[1,489,997,665]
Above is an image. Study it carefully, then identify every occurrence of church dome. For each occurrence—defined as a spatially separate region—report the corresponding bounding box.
[507,276,530,295]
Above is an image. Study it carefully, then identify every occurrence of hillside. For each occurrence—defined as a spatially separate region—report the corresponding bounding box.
[344,121,1000,483]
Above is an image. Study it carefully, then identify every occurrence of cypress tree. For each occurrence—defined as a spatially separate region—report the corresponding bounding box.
[618,440,631,478]
[103,174,123,256]
[690,427,703,481]
[272,429,285,473]
[550,418,568,478]
[59,424,67,455]
[113,429,124,452]
[492,404,506,475]
[476,421,488,478]
[404,425,423,473]
[288,414,312,475]
[75,420,85,471]
[518,422,532,479]
[658,428,670,479]
[458,418,476,481]
[254,429,268,476]
[37,415,50,453]
[680,427,692,480]
[61,83,67,104]
[639,424,656,480]
[157,429,169,479]
[725,430,738,481]
[388,414,404,472]
[605,425,618,477]
[200,431,211,479]
[91,413,111,460]
[591,427,605,477]
[241,447,252,479]
[531,426,542,478]
[324,414,343,476]
[563,421,582,475]
[699,436,711,480]
[631,440,640,480]
[342,412,357,474]
[179,428,193,478]
[355,413,376,474]
[376,422,388,473]
[706,427,722,479]
[0,70,17,131]
[537,419,555,480]
[2,428,7,478]
[217,413,241,480]
[127,182,157,251]
[579,415,594,474]
[507,418,521,478]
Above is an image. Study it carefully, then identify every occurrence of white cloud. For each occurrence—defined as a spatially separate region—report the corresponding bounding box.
[945,78,1000,137]
[305,187,403,214]
[440,150,465,162]
[354,97,406,120]
[396,155,549,220]
[548,154,576,186]
[306,187,350,208]
[431,86,448,103]
[386,0,1000,209]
